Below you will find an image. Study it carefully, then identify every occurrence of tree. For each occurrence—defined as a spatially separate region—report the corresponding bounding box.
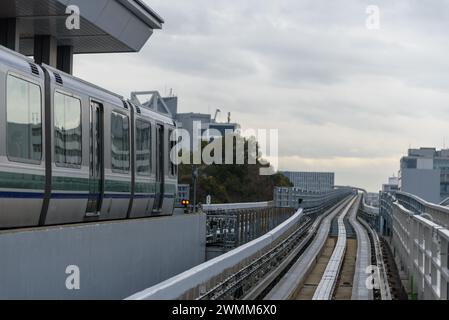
[178,134,292,204]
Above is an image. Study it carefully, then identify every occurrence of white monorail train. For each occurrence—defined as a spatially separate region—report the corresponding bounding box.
[0,45,177,229]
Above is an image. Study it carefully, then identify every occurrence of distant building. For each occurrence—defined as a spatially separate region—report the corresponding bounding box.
[365,193,380,207]
[398,147,449,203]
[281,171,335,192]
[382,176,399,193]
[208,122,241,140]
[175,113,212,151]
[274,187,320,208]
[140,93,240,151]
[162,96,178,116]
[274,187,302,208]
[176,184,190,208]
[388,176,399,185]
[173,99,240,151]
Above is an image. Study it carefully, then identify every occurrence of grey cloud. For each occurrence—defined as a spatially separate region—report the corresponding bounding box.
[73,0,449,191]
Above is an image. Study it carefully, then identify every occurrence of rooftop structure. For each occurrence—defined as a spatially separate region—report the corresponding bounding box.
[171,98,241,151]
[0,0,163,73]
[130,91,173,117]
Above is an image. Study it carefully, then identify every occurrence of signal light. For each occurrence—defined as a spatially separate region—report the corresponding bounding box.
[181,199,190,206]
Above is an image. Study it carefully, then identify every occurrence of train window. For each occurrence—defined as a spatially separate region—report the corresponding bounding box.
[111,111,130,173]
[6,75,42,163]
[54,92,82,167]
[169,129,177,177]
[136,120,151,175]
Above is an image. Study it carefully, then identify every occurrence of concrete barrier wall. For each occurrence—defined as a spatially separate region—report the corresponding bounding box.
[127,209,304,300]
[0,214,206,299]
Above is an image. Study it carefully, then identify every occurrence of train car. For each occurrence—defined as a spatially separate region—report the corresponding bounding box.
[0,45,177,229]
[127,98,177,218]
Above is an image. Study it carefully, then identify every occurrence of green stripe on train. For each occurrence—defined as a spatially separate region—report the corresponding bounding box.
[0,171,176,194]
[135,183,155,194]
[53,176,88,191]
[0,171,45,190]
[104,180,132,193]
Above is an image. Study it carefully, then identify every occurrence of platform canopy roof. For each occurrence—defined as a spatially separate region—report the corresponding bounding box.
[0,0,164,55]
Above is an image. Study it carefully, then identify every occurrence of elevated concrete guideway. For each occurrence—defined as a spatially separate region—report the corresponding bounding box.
[128,190,355,300]
[0,0,164,73]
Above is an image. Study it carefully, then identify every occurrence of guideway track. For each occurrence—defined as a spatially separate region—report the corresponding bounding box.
[198,196,354,300]
[244,197,353,300]
[198,216,313,300]
[269,193,392,300]
[348,196,373,300]
[312,197,356,300]
[358,218,393,300]
[265,196,356,300]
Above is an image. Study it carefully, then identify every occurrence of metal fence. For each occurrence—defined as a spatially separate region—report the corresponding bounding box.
[380,192,396,236]
[358,191,380,231]
[205,188,354,254]
[205,204,294,249]
[274,187,353,210]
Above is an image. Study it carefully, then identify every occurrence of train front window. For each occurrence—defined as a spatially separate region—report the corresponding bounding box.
[6,75,42,162]
[54,92,82,166]
[111,112,130,173]
[136,120,151,175]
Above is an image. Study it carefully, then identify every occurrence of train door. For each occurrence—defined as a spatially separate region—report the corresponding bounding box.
[153,124,165,213]
[86,101,104,215]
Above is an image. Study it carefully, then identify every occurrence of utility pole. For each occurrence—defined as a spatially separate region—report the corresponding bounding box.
[192,165,199,213]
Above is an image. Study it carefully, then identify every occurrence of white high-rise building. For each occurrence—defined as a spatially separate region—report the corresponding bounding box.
[382,176,399,193]
[398,147,449,203]
[281,171,335,192]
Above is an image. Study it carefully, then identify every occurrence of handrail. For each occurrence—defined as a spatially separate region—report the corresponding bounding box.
[202,201,272,212]
[395,191,449,214]
[391,201,449,299]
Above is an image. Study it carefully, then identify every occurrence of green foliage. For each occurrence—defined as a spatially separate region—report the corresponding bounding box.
[178,135,292,204]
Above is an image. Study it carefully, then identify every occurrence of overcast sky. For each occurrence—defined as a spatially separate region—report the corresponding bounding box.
[74,0,449,192]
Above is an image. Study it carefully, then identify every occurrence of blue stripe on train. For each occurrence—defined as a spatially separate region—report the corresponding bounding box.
[0,191,44,199]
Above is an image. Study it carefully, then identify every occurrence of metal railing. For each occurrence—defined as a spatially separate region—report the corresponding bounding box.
[394,191,449,229]
[205,204,294,249]
[380,192,396,236]
[358,191,380,231]
[392,202,449,300]
[380,190,449,300]
[204,190,353,251]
